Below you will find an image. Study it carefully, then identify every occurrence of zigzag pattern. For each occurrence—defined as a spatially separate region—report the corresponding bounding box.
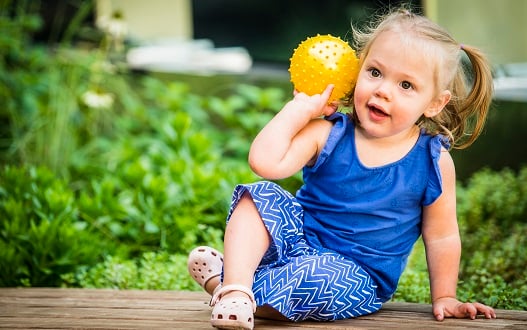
[228,181,382,321]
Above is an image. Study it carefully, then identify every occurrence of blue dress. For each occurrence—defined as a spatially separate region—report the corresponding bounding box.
[226,112,447,321]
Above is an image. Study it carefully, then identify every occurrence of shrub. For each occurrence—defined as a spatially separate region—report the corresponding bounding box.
[0,165,110,287]
[62,251,204,291]
[456,167,527,309]
[457,167,527,281]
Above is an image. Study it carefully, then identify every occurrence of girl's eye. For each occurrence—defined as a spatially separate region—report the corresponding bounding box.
[370,68,381,77]
[401,81,413,90]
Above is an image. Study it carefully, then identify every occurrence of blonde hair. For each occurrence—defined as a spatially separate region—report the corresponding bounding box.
[346,6,494,149]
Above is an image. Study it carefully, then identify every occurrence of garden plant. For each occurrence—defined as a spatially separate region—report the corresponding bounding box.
[0,1,525,311]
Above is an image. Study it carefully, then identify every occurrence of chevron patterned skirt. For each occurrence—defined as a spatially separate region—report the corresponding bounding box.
[227,181,383,321]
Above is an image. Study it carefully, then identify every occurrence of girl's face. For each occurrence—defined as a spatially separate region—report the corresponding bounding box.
[353,30,450,140]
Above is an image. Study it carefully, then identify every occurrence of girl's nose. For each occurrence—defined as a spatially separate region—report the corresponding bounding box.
[374,82,391,100]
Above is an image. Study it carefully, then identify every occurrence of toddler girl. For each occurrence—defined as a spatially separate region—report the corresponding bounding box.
[188,6,497,330]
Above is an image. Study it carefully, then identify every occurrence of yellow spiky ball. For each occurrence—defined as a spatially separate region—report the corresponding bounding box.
[289,34,359,102]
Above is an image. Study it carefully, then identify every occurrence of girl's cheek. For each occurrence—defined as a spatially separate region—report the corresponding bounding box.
[353,80,366,104]
[353,88,364,111]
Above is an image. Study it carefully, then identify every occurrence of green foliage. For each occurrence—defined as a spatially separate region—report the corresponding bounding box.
[392,240,430,304]
[457,167,527,230]
[203,84,285,159]
[72,83,241,254]
[456,167,527,310]
[61,251,202,291]
[0,1,96,173]
[393,267,430,303]
[458,269,527,310]
[0,11,281,283]
[0,165,108,287]
[457,167,527,278]
[0,0,44,161]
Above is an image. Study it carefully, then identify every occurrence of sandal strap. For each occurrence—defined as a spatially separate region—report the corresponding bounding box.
[212,283,221,296]
[210,284,256,312]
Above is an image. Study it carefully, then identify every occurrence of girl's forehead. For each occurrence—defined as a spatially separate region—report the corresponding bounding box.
[370,31,439,65]
[373,30,424,51]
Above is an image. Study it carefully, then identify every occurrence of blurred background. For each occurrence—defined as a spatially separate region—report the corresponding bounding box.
[31,0,527,179]
[35,0,527,70]
[1,0,526,307]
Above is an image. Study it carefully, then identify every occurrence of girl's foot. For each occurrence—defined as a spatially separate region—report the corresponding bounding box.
[187,246,223,295]
[210,284,256,330]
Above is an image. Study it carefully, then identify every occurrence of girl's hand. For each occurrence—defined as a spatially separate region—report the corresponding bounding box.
[432,297,496,321]
[248,83,337,179]
[292,84,338,118]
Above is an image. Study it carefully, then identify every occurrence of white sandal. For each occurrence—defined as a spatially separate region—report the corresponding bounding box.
[210,284,256,330]
[187,246,223,295]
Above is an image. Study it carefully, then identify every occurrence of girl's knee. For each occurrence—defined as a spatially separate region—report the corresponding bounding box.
[236,190,254,207]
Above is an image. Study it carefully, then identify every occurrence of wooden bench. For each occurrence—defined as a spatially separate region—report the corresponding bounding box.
[1,288,526,329]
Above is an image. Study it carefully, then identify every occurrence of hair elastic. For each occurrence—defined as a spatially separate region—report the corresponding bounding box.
[460,44,464,50]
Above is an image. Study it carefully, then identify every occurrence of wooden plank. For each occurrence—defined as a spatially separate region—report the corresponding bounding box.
[0,288,525,329]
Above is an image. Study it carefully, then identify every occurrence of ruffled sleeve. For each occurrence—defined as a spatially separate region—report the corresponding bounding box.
[422,134,451,206]
[309,112,351,172]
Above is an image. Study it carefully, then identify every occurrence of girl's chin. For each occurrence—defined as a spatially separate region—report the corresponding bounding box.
[356,123,386,139]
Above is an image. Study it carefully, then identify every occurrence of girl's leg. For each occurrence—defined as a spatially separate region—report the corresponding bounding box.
[221,191,271,298]
[208,181,303,328]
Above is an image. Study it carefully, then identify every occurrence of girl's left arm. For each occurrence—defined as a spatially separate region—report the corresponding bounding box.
[422,150,496,321]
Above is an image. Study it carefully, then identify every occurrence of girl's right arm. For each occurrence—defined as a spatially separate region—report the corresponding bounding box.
[248,85,336,180]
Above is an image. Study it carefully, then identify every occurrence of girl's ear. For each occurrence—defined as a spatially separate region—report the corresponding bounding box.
[424,90,451,118]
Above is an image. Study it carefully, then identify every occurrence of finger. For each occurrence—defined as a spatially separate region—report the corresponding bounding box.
[461,303,478,320]
[322,102,338,116]
[320,84,335,102]
[293,91,309,101]
[433,306,445,321]
[474,302,496,319]
[490,309,497,319]
[484,308,497,319]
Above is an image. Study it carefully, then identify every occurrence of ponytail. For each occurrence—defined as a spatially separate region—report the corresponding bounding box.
[448,44,494,149]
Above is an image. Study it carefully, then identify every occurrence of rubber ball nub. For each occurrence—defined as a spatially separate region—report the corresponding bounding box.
[289,34,359,102]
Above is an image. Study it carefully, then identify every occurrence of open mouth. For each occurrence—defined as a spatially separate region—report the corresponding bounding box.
[368,104,389,118]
